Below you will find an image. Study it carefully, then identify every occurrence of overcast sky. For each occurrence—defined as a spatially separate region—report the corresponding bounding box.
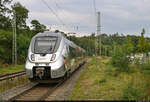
[13,0,150,36]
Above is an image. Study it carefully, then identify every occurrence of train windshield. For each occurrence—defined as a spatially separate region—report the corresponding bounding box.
[34,36,57,54]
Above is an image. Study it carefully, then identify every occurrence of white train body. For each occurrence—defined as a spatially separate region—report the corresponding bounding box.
[25,31,84,82]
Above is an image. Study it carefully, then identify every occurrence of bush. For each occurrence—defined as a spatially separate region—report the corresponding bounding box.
[111,46,130,72]
[134,58,140,66]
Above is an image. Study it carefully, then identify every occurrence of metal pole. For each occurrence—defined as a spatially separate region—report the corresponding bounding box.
[97,11,101,56]
[14,11,17,65]
[12,10,17,65]
[12,18,14,64]
[95,34,97,56]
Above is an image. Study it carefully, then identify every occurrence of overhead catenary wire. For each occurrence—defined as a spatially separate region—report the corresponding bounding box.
[93,0,97,17]
[53,0,82,32]
[40,0,78,34]
[53,0,74,31]
[41,0,90,36]
[40,0,66,28]
[93,0,97,29]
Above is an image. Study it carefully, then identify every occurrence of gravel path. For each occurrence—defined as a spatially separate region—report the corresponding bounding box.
[45,65,87,101]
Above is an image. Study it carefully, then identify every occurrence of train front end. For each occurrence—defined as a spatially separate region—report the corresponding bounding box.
[25,33,66,82]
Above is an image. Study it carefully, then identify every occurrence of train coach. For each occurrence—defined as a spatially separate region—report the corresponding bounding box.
[25,31,85,83]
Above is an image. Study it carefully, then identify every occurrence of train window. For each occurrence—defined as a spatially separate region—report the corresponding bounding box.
[34,36,57,54]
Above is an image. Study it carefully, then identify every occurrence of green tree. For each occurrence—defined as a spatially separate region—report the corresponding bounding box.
[0,15,12,30]
[17,34,31,64]
[123,37,134,55]
[12,2,29,31]
[0,0,12,15]
[137,28,150,54]
[111,45,130,72]
[0,0,12,30]
[0,29,12,63]
[31,19,46,34]
[55,30,60,33]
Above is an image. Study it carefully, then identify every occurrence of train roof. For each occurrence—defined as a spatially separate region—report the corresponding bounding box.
[32,31,78,48]
[33,31,63,39]
[30,31,84,52]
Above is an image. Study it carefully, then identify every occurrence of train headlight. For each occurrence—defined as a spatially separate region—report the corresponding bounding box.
[31,54,35,61]
[50,54,56,61]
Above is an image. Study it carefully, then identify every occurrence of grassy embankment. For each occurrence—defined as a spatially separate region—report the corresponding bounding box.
[0,65,26,93]
[0,76,28,93]
[69,56,150,100]
[0,65,24,74]
[0,65,28,93]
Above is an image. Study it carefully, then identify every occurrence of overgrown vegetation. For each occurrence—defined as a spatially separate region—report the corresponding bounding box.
[122,81,142,100]
[110,28,150,74]
[1,0,150,100]
[0,76,28,93]
[70,57,150,100]
[111,45,130,72]
[0,0,47,65]
[1,0,150,66]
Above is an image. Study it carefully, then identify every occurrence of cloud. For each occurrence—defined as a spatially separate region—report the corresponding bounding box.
[13,0,150,36]
[27,10,95,34]
[13,0,37,6]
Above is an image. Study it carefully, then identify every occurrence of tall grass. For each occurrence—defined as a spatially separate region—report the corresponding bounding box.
[122,81,142,100]
[0,65,24,74]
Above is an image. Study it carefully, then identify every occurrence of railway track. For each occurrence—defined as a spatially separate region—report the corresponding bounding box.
[11,83,57,101]
[0,71,26,81]
[9,60,87,101]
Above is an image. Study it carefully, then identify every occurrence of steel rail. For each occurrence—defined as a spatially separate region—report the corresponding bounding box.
[0,71,26,81]
[10,60,87,101]
[40,60,87,101]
